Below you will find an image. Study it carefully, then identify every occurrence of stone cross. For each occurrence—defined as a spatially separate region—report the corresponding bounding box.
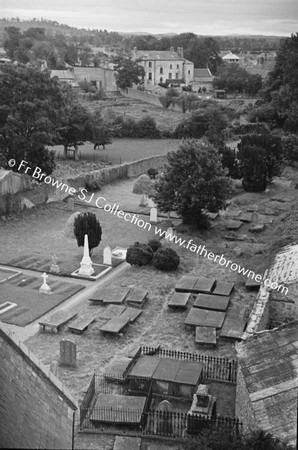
[78,234,94,276]
[150,207,158,223]
[59,339,77,367]
[165,227,174,241]
[103,246,112,265]
[39,272,51,294]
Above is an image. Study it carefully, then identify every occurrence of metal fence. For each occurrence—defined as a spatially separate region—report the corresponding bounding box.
[140,346,238,384]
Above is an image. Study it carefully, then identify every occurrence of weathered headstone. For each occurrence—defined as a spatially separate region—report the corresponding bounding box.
[39,272,51,294]
[50,254,60,274]
[251,212,259,224]
[67,197,75,211]
[103,246,112,265]
[59,339,77,367]
[165,227,174,241]
[50,360,59,377]
[150,207,158,223]
[78,234,94,276]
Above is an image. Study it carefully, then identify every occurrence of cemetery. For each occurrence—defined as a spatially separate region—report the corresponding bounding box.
[0,169,297,447]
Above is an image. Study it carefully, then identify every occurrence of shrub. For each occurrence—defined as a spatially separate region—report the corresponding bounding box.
[281,134,298,163]
[147,168,158,179]
[73,212,102,255]
[148,239,162,253]
[238,144,268,192]
[136,116,161,138]
[218,145,240,179]
[126,242,154,266]
[78,80,97,93]
[152,247,180,271]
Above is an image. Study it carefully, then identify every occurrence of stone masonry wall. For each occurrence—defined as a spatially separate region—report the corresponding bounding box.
[0,325,77,449]
[235,363,257,434]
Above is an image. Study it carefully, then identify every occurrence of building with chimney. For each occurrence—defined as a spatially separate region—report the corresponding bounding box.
[131,47,194,88]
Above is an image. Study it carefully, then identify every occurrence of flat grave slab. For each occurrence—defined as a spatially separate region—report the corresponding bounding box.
[247,205,259,212]
[245,279,261,290]
[271,195,295,203]
[90,393,147,424]
[225,210,241,218]
[193,294,230,311]
[238,213,252,223]
[68,315,96,334]
[220,313,247,339]
[168,292,191,309]
[104,357,133,381]
[89,287,130,304]
[126,288,148,308]
[257,214,274,224]
[192,277,216,294]
[120,307,143,323]
[39,311,78,333]
[100,316,130,335]
[212,282,234,297]
[185,307,225,329]
[226,220,243,230]
[98,304,126,320]
[175,276,198,293]
[249,224,266,233]
[195,326,217,345]
[114,436,141,450]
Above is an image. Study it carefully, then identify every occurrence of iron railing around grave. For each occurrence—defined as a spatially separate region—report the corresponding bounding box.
[140,346,238,384]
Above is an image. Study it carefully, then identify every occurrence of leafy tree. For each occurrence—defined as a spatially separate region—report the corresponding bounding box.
[218,145,240,179]
[238,145,268,192]
[3,26,22,58]
[281,134,298,163]
[113,57,145,90]
[152,247,180,271]
[237,133,283,186]
[136,116,161,138]
[126,242,154,266]
[147,239,162,253]
[73,212,102,256]
[0,64,65,175]
[213,64,262,95]
[153,139,232,227]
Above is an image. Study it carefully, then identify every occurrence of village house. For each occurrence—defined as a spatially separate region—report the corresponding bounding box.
[192,67,214,92]
[222,51,241,64]
[131,46,194,88]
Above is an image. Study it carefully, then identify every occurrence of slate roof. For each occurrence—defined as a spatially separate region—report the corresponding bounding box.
[222,52,240,60]
[50,69,75,80]
[194,68,213,78]
[237,321,298,446]
[134,50,185,61]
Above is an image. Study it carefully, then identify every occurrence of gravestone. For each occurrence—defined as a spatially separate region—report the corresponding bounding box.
[165,227,174,241]
[147,198,155,208]
[78,234,94,276]
[67,197,75,211]
[150,207,158,223]
[59,339,77,367]
[103,246,112,265]
[50,254,60,274]
[39,272,51,294]
[64,211,81,239]
[251,212,259,224]
[50,360,59,377]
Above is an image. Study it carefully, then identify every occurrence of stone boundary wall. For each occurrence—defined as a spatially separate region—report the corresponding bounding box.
[0,154,167,215]
[119,87,163,108]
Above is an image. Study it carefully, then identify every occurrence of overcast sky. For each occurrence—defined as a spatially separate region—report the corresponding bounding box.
[2,0,298,35]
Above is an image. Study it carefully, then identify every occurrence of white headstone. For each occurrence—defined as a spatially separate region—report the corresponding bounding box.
[78,234,94,276]
[39,272,51,294]
[147,198,155,208]
[165,227,174,241]
[150,207,158,223]
[59,340,77,367]
[103,246,112,265]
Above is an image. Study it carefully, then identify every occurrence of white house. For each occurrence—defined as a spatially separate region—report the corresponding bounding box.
[131,47,194,88]
[222,52,240,64]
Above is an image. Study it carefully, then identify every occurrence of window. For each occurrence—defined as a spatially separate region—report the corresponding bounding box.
[177,64,179,69]
[169,73,172,79]
[170,64,172,69]
[148,72,152,80]
[175,73,179,79]
[160,77,163,82]
[149,61,152,68]
[160,67,163,74]
[188,70,191,75]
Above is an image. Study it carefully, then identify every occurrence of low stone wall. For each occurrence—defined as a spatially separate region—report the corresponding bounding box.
[0,154,167,216]
[235,363,257,434]
[119,87,163,108]
[243,283,270,339]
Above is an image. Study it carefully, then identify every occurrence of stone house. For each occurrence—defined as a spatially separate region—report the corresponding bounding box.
[0,322,78,449]
[50,66,118,92]
[50,68,78,87]
[222,51,241,64]
[192,67,214,92]
[131,47,194,88]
